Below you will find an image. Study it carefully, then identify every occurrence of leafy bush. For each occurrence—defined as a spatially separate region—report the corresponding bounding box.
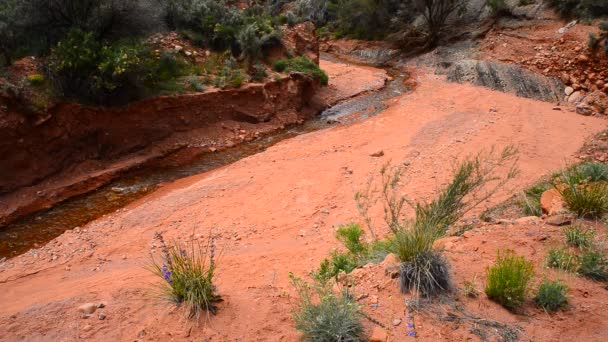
[579,251,608,281]
[488,0,509,15]
[274,56,329,85]
[564,225,595,249]
[548,0,608,19]
[149,235,221,318]
[46,29,188,104]
[290,274,365,342]
[546,247,579,272]
[535,280,569,312]
[400,251,452,297]
[589,22,608,55]
[1,0,161,65]
[213,57,247,89]
[485,250,535,310]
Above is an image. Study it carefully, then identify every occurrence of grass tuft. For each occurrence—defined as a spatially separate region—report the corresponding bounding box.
[546,247,579,272]
[290,274,365,342]
[149,233,221,318]
[399,251,452,298]
[564,225,595,249]
[578,251,608,281]
[535,280,569,312]
[485,250,535,310]
[555,165,608,218]
[462,275,480,298]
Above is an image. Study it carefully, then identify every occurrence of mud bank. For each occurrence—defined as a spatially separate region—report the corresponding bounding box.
[0,58,389,233]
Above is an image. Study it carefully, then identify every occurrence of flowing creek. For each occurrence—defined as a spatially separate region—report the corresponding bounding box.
[0,57,409,259]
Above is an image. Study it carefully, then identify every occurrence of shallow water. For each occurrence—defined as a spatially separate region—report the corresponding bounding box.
[0,58,408,259]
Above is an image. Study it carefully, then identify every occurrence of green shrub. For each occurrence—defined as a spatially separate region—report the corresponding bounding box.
[250,63,268,83]
[314,251,359,283]
[564,225,595,249]
[488,0,509,15]
[579,251,608,281]
[27,74,45,86]
[535,280,569,312]
[546,248,579,272]
[399,251,452,297]
[290,274,365,342]
[336,224,367,256]
[149,235,221,318]
[187,75,205,92]
[213,57,247,89]
[48,29,158,104]
[485,250,535,310]
[274,56,329,85]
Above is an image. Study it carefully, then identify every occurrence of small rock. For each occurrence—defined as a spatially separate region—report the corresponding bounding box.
[392,318,402,326]
[369,295,379,304]
[78,303,97,315]
[565,86,574,96]
[568,91,582,104]
[97,303,106,309]
[576,104,594,116]
[540,189,566,215]
[82,324,93,332]
[370,150,385,157]
[515,216,541,225]
[98,313,106,320]
[546,214,572,226]
[370,327,388,342]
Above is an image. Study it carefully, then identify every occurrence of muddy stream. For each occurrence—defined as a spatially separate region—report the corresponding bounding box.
[0,56,409,259]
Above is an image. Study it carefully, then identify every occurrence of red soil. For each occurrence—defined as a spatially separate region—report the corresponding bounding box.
[0,69,605,340]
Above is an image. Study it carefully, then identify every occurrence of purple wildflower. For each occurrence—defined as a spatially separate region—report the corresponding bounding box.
[162,265,173,285]
[408,331,416,337]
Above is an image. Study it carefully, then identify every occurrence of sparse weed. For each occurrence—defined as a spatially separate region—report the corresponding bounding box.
[578,251,608,281]
[546,248,579,272]
[149,234,221,319]
[535,280,569,312]
[564,225,595,249]
[290,274,365,342]
[463,275,480,298]
[485,250,535,310]
[519,181,552,216]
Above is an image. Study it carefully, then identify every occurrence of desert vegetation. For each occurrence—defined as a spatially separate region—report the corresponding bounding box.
[149,233,222,318]
[0,0,328,105]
